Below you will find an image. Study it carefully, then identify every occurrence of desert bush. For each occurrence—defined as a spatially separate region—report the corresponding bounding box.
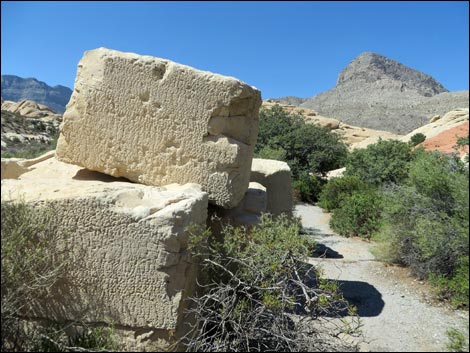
[329,189,382,239]
[318,176,370,211]
[408,149,468,213]
[255,146,287,161]
[455,134,469,149]
[409,133,426,146]
[345,139,414,186]
[379,150,469,307]
[1,201,65,351]
[1,201,118,351]
[255,105,348,202]
[1,133,58,159]
[293,173,326,203]
[446,327,470,352]
[182,215,356,351]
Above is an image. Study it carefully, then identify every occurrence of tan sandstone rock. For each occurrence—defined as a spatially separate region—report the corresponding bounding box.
[250,158,293,215]
[2,157,208,350]
[1,158,29,180]
[56,48,261,208]
[1,150,55,180]
[402,108,469,142]
[209,182,267,231]
[1,99,60,118]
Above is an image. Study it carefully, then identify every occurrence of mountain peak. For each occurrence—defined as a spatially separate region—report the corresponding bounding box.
[336,52,448,97]
[1,75,72,113]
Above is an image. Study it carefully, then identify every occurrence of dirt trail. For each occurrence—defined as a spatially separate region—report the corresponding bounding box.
[295,203,469,352]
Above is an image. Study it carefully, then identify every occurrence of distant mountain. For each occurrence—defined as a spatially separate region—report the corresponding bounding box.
[272,52,469,134]
[1,75,72,114]
[272,96,308,106]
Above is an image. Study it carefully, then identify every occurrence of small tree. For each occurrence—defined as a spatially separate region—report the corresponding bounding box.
[345,139,414,186]
[409,133,426,147]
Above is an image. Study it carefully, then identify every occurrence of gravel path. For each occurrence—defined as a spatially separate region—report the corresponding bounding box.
[295,203,469,352]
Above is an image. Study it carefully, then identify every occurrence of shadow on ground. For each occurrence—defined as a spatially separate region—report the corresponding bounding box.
[305,273,384,317]
[335,280,385,317]
[302,226,336,238]
[312,243,344,259]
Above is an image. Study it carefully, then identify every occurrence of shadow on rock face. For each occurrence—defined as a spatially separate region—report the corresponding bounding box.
[73,168,133,183]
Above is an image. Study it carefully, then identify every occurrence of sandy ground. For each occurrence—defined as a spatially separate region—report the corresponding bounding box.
[295,203,469,352]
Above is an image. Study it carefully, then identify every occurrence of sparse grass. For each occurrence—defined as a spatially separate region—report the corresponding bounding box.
[1,133,58,159]
[446,327,469,352]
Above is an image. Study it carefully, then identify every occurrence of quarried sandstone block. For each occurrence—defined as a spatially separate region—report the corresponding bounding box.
[250,158,293,215]
[56,48,261,208]
[2,157,208,350]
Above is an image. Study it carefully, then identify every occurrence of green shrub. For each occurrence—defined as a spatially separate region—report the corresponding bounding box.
[329,189,382,239]
[1,201,64,350]
[255,146,287,161]
[408,149,468,213]
[455,134,469,149]
[430,256,469,308]
[184,215,355,351]
[292,173,326,203]
[446,327,469,352]
[409,133,426,146]
[318,175,370,211]
[31,323,118,352]
[379,150,469,308]
[381,183,468,281]
[1,133,58,159]
[255,104,348,203]
[345,139,414,186]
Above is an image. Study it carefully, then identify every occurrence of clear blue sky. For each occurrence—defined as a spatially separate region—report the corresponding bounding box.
[2,1,469,99]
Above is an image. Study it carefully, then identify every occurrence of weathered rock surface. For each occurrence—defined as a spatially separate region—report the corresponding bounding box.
[402,108,469,141]
[1,98,61,119]
[272,52,469,134]
[56,48,261,208]
[2,156,208,349]
[250,158,293,216]
[1,150,55,179]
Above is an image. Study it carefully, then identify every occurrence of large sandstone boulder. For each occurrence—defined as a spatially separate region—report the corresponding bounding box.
[250,158,293,215]
[401,108,469,142]
[2,157,208,350]
[56,48,261,208]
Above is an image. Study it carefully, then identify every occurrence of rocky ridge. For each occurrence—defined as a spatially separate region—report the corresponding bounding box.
[273,52,469,134]
[1,75,72,114]
[1,99,62,153]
